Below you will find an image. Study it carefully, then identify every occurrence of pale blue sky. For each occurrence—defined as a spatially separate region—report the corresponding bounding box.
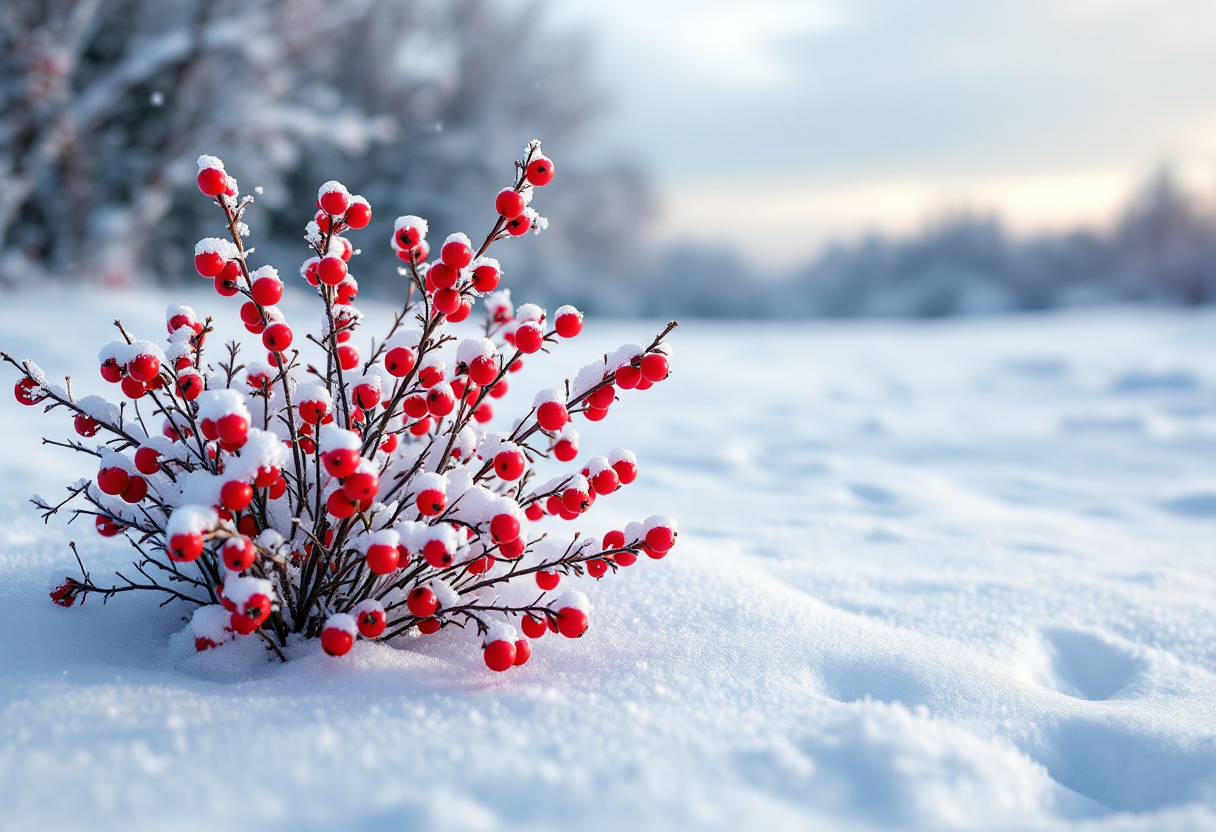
[554,0,1216,268]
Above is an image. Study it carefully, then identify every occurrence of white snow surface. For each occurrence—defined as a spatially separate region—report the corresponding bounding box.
[1,287,1215,831]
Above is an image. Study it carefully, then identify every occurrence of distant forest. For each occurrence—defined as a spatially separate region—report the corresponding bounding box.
[640,172,1216,318]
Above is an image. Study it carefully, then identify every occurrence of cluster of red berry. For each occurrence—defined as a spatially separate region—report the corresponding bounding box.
[5,141,677,672]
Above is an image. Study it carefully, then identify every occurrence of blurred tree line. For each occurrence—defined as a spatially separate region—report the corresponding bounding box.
[641,172,1216,318]
[0,0,651,311]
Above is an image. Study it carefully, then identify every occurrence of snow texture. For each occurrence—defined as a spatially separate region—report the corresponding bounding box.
[0,288,1214,832]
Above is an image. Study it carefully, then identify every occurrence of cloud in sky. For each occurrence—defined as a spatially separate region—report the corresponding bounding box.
[551,0,1216,268]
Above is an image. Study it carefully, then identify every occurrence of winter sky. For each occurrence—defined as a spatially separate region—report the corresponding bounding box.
[552,0,1216,269]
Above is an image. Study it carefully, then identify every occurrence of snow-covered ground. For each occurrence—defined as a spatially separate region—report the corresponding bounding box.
[1,287,1214,831]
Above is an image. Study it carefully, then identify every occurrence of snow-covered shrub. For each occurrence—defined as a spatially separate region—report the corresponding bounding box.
[6,142,678,671]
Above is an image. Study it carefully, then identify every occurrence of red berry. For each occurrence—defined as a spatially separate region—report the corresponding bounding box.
[433,288,461,316]
[100,358,123,383]
[127,354,160,383]
[121,475,148,504]
[499,536,526,559]
[615,551,638,567]
[484,639,516,672]
[337,343,359,371]
[319,189,350,216]
[422,540,452,569]
[120,375,147,400]
[220,480,253,511]
[222,537,257,571]
[521,614,547,639]
[468,355,499,386]
[603,530,626,551]
[587,385,615,410]
[365,543,400,574]
[97,466,129,496]
[418,618,441,634]
[494,449,526,481]
[615,365,642,389]
[525,502,544,522]
[177,373,202,401]
[342,471,380,502]
[327,489,357,519]
[298,398,328,424]
[562,487,590,514]
[536,570,560,591]
[490,513,521,544]
[317,256,347,286]
[197,167,227,197]
[473,403,493,423]
[506,213,532,236]
[134,447,161,475]
[514,322,544,354]
[584,406,609,423]
[587,558,608,579]
[526,156,555,186]
[613,459,638,485]
[194,250,225,278]
[214,262,242,296]
[441,239,473,269]
[556,607,587,638]
[322,449,360,478]
[403,394,429,419]
[395,225,423,250]
[251,276,283,306]
[263,323,293,353]
[407,587,439,617]
[495,189,526,219]
[646,525,676,552]
[417,488,446,516]
[555,309,583,338]
[590,468,619,495]
[321,625,354,657]
[74,414,99,437]
[357,605,386,638]
[269,475,288,500]
[513,638,532,666]
[168,532,204,562]
[426,385,456,417]
[385,346,415,377]
[216,413,248,447]
[641,353,669,382]
[470,265,499,295]
[466,554,494,575]
[353,382,380,410]
[428,262,458,289]
[95,515,123,537]
[346,199,372,229]
[553,438,578,462]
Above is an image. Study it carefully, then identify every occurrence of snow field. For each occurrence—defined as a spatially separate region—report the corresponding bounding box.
[0,287,1214,831]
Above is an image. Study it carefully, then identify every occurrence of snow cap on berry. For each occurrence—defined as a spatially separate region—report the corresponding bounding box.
[324,612,358,637]
[516,303,545,324]
[223,575,274,608]
[191,604,233,644]
[643,515,678,535]
[455,337,497,367]
[554,590,592,614]
[608,448,636,466]
[194,236,238,260]
[97,448,136,476]
[533,387,566,407]
[393,215,428,239]
[319,424,361,454]
[585,455,613,478]
[486,621,518,645]
[196,389,250,423]
[77,395,120,426]
[414,471,448,495]
[166,304,198,325]
[607,343,645,373]
[353,598,384,619]
[360,528,400,553]
[443,231,471,249]
[385,325,424,352]
[318,180,348,200]
[226,429,289,482]
[166,504,218,537]
[197,155,225,173]
[257,528,285,555]
[295,380,333,408]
